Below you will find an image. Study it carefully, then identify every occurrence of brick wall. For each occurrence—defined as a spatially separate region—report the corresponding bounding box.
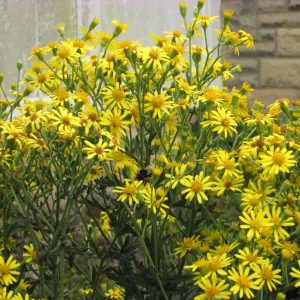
[221,0,300,103]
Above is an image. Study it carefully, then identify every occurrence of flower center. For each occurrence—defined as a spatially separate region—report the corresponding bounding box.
[58,47,71,59]
[124,184,136,196]
[110,116,122,128]
[112,88,125,102]
[206,286,219,298]
[37,73,47,83]
[246,254,257,263]
[223,160,235,170]
[149,49,159,60]
[249,218,262,230]
[191,181,203,192]
[0,264,10,275]
[272,152,285,165]
[261,268,273,281]
[151,96,164,108]
[95,146,103,154]
[221,118,230,127]
[238,275,250,288]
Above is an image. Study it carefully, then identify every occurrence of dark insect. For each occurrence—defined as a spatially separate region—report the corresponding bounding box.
[136,166,152,182]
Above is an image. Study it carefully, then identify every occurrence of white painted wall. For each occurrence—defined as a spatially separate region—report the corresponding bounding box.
[0,0,220,85]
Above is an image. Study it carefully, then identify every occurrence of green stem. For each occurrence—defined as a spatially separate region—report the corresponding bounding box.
[124,204,168,300]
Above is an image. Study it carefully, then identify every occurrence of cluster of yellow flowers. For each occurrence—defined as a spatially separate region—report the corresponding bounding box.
[0,0,299,299]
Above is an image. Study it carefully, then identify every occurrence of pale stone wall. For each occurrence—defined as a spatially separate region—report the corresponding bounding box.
[221,0,300,103]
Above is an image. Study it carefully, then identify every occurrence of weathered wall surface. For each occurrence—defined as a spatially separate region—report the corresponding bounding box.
[221,0,300,103]
[0,0,220,87]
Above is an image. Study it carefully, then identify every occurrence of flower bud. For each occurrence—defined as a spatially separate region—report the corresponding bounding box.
[88,17,100,31]
[0,73,4,84]
[223,9,234,25]
[17,62,23,71]
[276,292,286,300]
[179,1,188,18]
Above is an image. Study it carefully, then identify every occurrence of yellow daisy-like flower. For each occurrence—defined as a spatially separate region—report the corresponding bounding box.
[201,107,238,138]
[174,235,200,258]
[251,259,282,292]
[180,172,213,203]
[101,83,130,110]
[100,109,130,136]
[85,165,103,182]
[113,179,142,206]
[290,260,300,288]
[139,46,169,69]
[49,107,81,132]
[105,287,125,299]
[235,247,263,268]
[82,139,110,161]
[265,206,294,242]
[194,276,231,300]
[211,174,243,197]
[144,90,175,119]
[0,255,20,286]
[228,265,259,299]
[202,253,232,280]
[0,287,15,300]
[141,184,169,216]
[259,146,296,176]
[165,164,187,189]
[239,209,271,240]
[195,15,219,29]
[23,243,38,263]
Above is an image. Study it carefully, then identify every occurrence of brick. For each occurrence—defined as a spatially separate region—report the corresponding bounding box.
[225,73,259,88]
[228,14,257,36]
[289,0,300,9]
[230,58,258,73]
[239,41,275,57]
[251,88,300,104]
[259,12,300,27]
[258,0,288,12]
[258,28,276,41]
[277,28,300,56]
[260,59,300,88]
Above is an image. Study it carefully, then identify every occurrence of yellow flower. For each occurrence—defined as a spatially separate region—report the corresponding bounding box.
[195,16,218,28]
[49,107,81,132]
[174,235,200,258]
[144,90,175,119]
[290,260,300,288]
[83,139,110,161]
[201,107,238,138]
[0,255,20,286]
[0,287,15,300]
[113,179,142,206]
[141,184,169,216]
[85,165,103,182]
[239,209,271,240]
[100,109,130,136]
[251,259,282,291]
[215,150,241,178]
[105,287,125,299]
[139,46,169,69]
[165,164,187,189]
[235,247,263,268]
[194,276,231,300]
[112,19,128,35]
[265,206,294,242]
[180,172,213,203]
[211,174,243,197]
[239,30,254,48]
[51,40,81,67]
[101,83,130,109]
[228,265,259,299]
[202,253,232,280]
[23,243,38,263]
[258,146,296,175]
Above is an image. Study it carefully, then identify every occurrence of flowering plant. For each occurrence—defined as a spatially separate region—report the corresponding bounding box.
[0,1,300,299]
